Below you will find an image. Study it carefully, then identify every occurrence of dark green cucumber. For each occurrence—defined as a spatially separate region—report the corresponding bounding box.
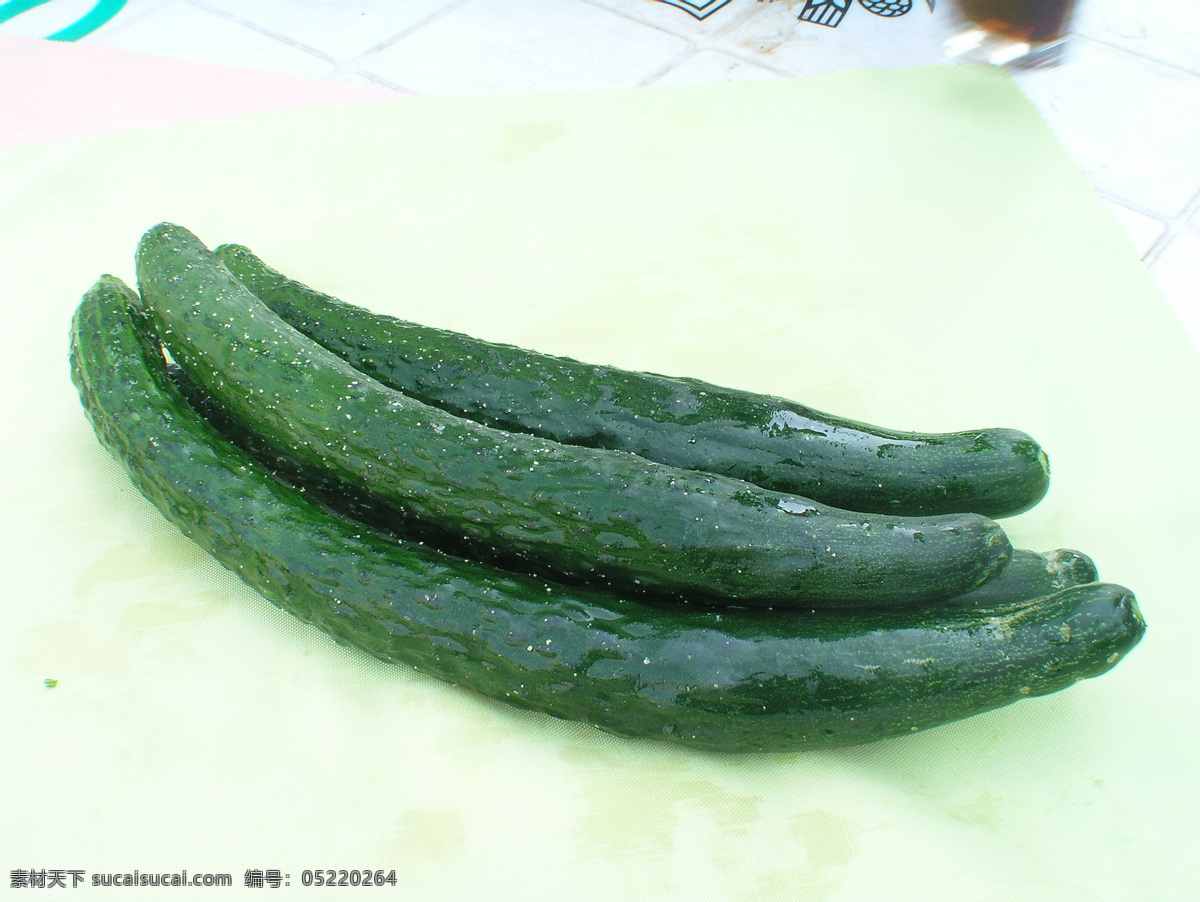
[69,275,1146,754]
[215,242,1051,519]
[949,548,1098,607]
[137,223,1011,608]
[177,367,1092,613]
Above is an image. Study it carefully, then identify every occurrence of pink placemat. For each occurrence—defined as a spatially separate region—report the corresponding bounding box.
[0,34,396,149]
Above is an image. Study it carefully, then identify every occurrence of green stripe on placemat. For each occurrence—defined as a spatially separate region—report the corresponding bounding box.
[0,0,126,40]
[0,0,54,25]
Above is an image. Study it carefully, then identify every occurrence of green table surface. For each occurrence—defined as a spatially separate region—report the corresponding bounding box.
[2,65,1197,900]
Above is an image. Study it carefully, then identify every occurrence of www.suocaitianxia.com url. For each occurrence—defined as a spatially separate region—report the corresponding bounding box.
[10,869,233,888]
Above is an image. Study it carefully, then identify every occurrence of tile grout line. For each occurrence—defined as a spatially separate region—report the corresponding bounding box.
[584,0,773,41]
[1143,187,1200,269]
[578,1,851,84]
[575,0,781,87]
[329,0,495,96]
[338,0,473,65]
[181,0,342,67]
[695,44,809,78]
[1070,29,1200,81]
[181,0,475,79]
[1102,194,1171,265]
[638,43,704,86]
[336,66,422,96]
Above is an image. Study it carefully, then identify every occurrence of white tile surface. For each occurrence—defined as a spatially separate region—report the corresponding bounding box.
[195,0,462,62]
[359,0,690,94]
[1103,199,1168,259]
[715,0,947,77]
[652,47,782,84]
[1149,230,1200,349]
[1075,0,1200,76]
[1014,37,1200,218]
[589,0,758,38]
[91,2,337,78]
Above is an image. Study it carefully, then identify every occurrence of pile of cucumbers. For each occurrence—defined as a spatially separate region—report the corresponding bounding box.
[69,222,1145,754]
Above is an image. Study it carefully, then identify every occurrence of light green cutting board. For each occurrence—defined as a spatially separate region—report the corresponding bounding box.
[2,66,1197,900]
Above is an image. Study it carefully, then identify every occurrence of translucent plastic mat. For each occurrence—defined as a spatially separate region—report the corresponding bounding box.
[2,66,1196,900]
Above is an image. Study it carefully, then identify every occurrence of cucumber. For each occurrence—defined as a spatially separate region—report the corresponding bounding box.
[180,368,1093,612]
[215,242,1051,519]
[949,548,1098,607]
[175,358,1094,612]
[69,275,1146,754]
[137,223,1011,608]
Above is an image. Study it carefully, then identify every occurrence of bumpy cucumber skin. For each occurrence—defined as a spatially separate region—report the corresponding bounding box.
[215,243,1051,520]
[949,548,1098,608]
[181,371,1093,613]
[69,276,1146,754]
[137,223,1011,608]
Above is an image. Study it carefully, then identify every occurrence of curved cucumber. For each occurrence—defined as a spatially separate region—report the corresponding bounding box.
[215,243,1051,519]
[178,368,1093,613]
[174,355,1094,614]
[137,223,1011,608]
[69,275,1146,754]
[950,548,1098,607]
